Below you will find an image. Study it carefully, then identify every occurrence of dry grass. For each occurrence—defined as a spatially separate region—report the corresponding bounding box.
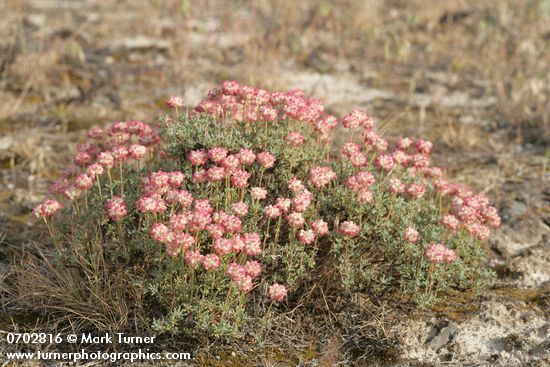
[8,239,140,336]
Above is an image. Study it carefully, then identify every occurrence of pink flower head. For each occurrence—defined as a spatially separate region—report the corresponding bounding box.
[231,235,246,253]
[422,167,443,179]
[213,238,233,255]
[426,243,457,264]
[208,147,229,163]
[166,95,184,109]
[288,177,305,193]
[231,202,249,217]
[410,154,430,168]
[185,250,203,268]
[112,145,129,162]
[188,149,208,166]
[374,154,395,172]
[97,151,115,168]
[227,262,247,281]
[268,283,288,302]
[231,170,252,188]
[171,190,194,208]
[483,207,501,229]
[286,132,305,147]
[135,194,167,214]
[33,199,62,219]
[172,232,195,251]
[150,222,172,244]
[222,80,240,95]
[86,162,104,176]
[292,189,313,212]
[244,260,262,278]
[309,166,336,188]
[251,187,268,200]
[129,144,147,160]
[222,154,241,172]
[188,212,212,233]
[392,150,410,166]
[149,171,171,189]
[49,177,69,195]
[264,205,282,219]
[388,178,405,194]
[426,243,446,263]
[62,186,82,200]
[237,148,256,165]
[276,197,292,213]
[286,212,305,228]
[440,214,460,232]
[347,171,375,191]
[396,137,413,150]
[404,227,419,243]
[356,189,374,203]
[259,105,278,121]
[298,229,316,245]
[220,213,242,233]
[105,196,127,222]
[311,219,329,237]
[416,139,433,155]
[169,212,190,230]
[366,134,388,152]
[406,183,426,199]
[87,127,104,139]
[74,151,93,167]
[207,166,226,182]
[444,248,458,263]
[167,171,185,187]
[465,222,491,241]
[132,131,154,146]
[342,142,361,157]
[257,151,276,168]
[206,224,225,240]
[234,275,254,293]
[338,221,360,237]
[243,232,262,256]
[342,109,373,130]
[194,199,214,214]
[75,174,94,190]
[192,169,208,183]
[348,151,367,167]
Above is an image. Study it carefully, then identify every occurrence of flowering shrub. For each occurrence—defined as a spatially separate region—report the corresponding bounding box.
[29,81,500,339]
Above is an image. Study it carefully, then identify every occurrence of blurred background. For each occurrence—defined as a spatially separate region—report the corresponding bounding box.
[0,0,548,291]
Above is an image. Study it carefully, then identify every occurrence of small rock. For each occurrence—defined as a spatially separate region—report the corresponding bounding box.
[24,14,46,29]
[426,320,459,351]
[0,136,13,151]
[111,36,170,52]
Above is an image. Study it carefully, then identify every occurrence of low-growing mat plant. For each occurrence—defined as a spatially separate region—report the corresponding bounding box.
[18,80,500,343]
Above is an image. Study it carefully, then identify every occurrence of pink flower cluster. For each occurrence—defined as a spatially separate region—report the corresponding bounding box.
[141,169,269,291]
[426,243,458,264]
[433,181,501,240]
[346,171,376,203]
[166,95,184,110]
[41,120,159,223]
[32,199,62,219]
[190,80,338,141]
[186,146,277,188]
[403,227,419,243]
[309,166,336,188]
[105,196,127,222]
[338,221,361,237]
[268,283,288,302]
